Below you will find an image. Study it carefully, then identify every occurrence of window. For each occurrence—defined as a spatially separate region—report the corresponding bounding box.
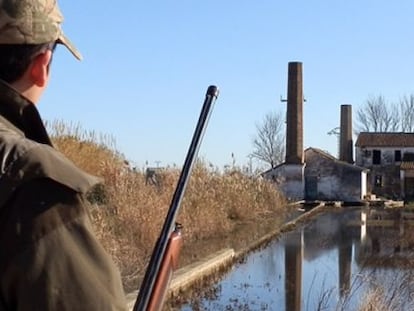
[364,149,372,157]
[373,150,381,165]
[375,175,382,187]
[395,150,401,162]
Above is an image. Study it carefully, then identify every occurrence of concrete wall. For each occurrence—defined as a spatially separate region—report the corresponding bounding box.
[305,149,364,202]
[355,146,414,199]
[355,146,414,167]
[264,149,367,202]
[263,164,305,200]
[361,171,368,199]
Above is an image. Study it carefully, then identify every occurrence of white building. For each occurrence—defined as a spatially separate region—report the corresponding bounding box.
[355,132,414,200]
[263,148,367,203]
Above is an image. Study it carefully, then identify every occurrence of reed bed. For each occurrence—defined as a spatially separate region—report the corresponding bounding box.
[309,267,414,311]
[48,120,287,292]
[355,269,414,311]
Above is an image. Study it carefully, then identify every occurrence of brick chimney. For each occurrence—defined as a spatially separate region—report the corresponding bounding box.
[285,62,304,164]
[339,104,353,163]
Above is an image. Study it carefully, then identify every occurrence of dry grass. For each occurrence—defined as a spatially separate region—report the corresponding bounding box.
[355,270,414,311]
[310,267,414,311]
[48,120,288,292]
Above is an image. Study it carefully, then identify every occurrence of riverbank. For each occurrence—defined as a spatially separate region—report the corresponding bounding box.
[126,202,331,310]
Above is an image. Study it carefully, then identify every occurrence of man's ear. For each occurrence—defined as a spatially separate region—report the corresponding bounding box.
[29,50,53,87]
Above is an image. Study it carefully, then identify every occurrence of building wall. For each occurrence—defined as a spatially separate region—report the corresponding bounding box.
[355,147,414,167]
[368,166,400,199]
[361,171,368,199]
[264,150,366,202]
[355,146,414,199]
[263,164,304,200]
[305,149,364,202]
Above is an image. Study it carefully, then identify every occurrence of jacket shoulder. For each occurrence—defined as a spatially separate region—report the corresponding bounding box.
[0,125,101,208]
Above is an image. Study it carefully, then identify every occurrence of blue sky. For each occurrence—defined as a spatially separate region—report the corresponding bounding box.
[40,1,414,170]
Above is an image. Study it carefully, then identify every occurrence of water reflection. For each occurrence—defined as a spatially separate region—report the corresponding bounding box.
[285,230,302,311]
[357,209,414,267]
[180,208,414,310]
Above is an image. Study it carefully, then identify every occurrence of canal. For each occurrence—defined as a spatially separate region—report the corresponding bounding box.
[179,207,414,310]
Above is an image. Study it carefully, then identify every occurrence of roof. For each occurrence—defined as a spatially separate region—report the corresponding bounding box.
[261,147,368,175]
[356,132,414,147]
[305,147,336,161]
[305,147,367,171]
[260,161,304,176]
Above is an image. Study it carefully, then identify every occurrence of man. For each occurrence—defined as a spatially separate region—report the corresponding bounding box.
[0,0,127,310]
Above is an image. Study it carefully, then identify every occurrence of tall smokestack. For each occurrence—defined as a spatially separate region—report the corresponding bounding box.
[339,105,353,163]
[285,62,304,164]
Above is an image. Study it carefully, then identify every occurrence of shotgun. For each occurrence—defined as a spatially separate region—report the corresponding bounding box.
[133,85,219,311]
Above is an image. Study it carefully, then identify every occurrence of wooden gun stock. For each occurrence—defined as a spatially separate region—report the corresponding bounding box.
[133,85,219,311]
[145,226,183,311]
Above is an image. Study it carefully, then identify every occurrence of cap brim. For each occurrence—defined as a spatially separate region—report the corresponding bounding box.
[57,33,82,60]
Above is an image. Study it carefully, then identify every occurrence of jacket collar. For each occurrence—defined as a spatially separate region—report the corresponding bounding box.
[0,80,52,146]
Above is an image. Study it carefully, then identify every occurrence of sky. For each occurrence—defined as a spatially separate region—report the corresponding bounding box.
[40,1,414,171]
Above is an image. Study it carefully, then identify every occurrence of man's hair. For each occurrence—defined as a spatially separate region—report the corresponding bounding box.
[0,43,55,83]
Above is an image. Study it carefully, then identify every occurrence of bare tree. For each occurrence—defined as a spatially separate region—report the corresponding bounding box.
[356,94,414,133]
[355,95,399,133]
[399,94,414,132]
[251,111,285,168]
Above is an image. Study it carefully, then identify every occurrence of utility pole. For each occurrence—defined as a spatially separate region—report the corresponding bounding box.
[247,154,254,176]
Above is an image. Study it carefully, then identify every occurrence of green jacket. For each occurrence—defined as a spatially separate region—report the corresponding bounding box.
[0,80,127,310]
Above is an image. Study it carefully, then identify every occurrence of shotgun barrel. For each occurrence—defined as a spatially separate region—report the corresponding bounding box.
[133,85,219,311]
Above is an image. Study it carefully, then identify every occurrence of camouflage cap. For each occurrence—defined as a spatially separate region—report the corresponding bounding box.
[0,0,82,60]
